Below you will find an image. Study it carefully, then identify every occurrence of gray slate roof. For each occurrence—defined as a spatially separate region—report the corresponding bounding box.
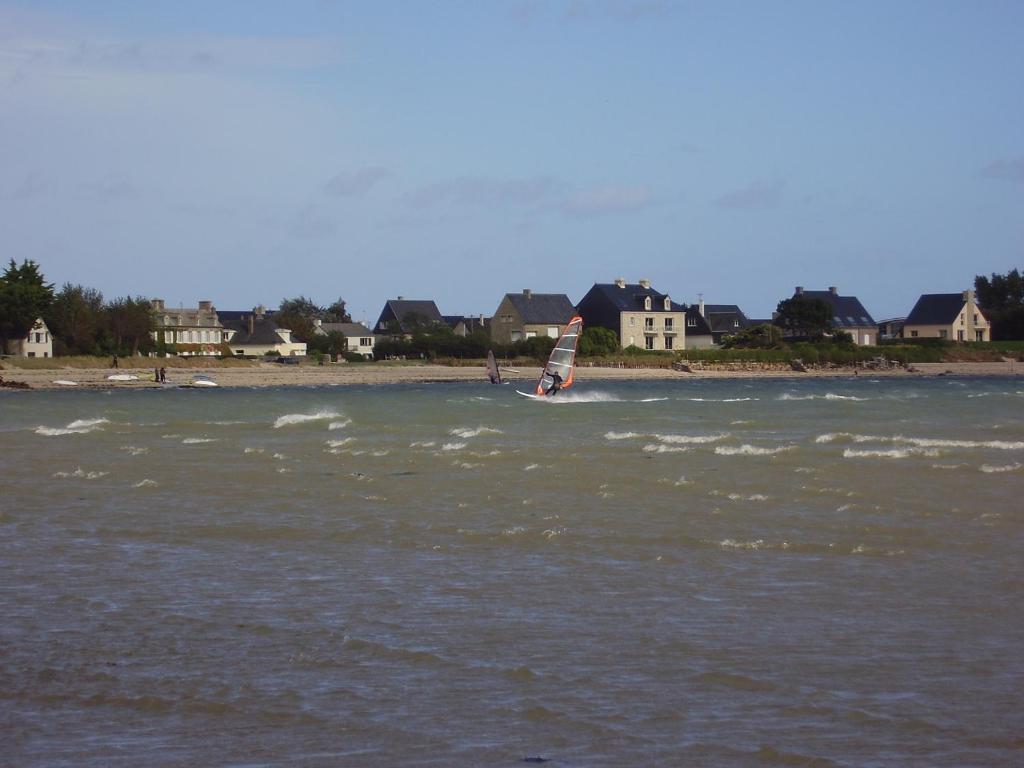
[586,283,685,312]
[218,311,287,346]
[374,299,445,334]
[504,293,576,324]
[795,290,876,328]
[702,304,750,334]
[905,294,968,325]
[320,322,373,337]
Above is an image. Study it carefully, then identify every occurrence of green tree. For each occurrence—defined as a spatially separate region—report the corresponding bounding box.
[975,268,1024,340]
[578,326,620,356]
[324,298,352,323]
[0,259,54,353]
[774,296,833,340]
[721,323,784,349]
[44,283,105,355]
[104,296,154,355]
[308,330,346,360]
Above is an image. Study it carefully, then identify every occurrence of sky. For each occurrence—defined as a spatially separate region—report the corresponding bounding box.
[1,0,1022,324]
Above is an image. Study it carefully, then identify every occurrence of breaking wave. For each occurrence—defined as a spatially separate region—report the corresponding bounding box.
[818,433,1024,451]
[715,444,795,456]
[449,426,503,438]
[273,409,340,428]
[779,393,867,401]
[35,417,110,436]
[980,463,1022,474]
[843,447,941,459]
[643,444,692,454]
[182,437,218,444]
[53,467,108,480]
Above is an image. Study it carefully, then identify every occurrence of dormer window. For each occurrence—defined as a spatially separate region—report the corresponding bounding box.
[663,297,671,311]
[644,296,651,311]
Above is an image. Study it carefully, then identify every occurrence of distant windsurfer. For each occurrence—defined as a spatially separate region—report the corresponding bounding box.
[544,370,563,396]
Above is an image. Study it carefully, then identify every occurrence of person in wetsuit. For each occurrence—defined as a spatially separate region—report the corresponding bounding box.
[545,370,563,396]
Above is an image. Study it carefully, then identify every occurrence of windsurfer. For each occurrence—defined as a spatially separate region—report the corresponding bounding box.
[545,370,563,396]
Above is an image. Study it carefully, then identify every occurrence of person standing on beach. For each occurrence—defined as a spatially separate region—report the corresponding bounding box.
[159,367,166,382]
[111,354,119,369]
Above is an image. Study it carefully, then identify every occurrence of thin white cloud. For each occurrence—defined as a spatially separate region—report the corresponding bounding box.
[980,157,1024,184]
[715,179,785,210]
[561,184,654,216]
[324,167,391,198]
[405,176,559,209]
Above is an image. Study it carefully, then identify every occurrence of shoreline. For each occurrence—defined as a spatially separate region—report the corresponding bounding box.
[2,360,1021,391]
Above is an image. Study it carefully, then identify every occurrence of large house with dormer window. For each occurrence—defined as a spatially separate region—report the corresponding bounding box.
[6,317,53,357]
[151,299,229,356]
[781,286,878,346]
[576,279,686,351]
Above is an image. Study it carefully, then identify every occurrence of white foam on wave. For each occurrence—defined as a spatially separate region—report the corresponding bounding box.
[410,440,436,448]
[818,432,1024,451]
[980,462,1022,474]
[121,446,148,456]
[182,437,218,444]
[273,409,340,428]
[35,417,110,436]
[456,461,482,469]
[53,467,108,480]
[449,426,503,438]
[524,463,540,471]
[212,420,246,426]
[328,419,352,430]
[685,397,758,403]
[726,493,768,502]
[657,432,730,445]
[638,396,670,402]
[605,431,643,440]
[718,538,766,550]
[133,479,158,488]
[673,475,692,486]
[780,393,867,401]
[715,444,795,456]
[842,447,941,459]
[541,391,621,404]
[243,447,264,454]
[326,437,355,448]
[442,442,467,451]
[643,444,692,454]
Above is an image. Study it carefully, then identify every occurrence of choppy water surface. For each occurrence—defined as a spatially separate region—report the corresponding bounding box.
[2,377,1023,767]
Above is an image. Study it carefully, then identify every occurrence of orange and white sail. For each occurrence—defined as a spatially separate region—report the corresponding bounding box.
[534,316,583,396]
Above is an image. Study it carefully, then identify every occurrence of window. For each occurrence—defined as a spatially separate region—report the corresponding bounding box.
[34,332,42,343]
[973,314,978,323]
[686,316,696,327]
[664,318,673,330]
[644,297,652,310]
[663,297,671,311]
[547,327,559,338]
[645,336,654,350]
[28,351,35,357]
[630,317,636,326]
[910,330,918,338]
[644,317,654,330]
[958,330,964,341]
[938,330,948,339]
[361,337,372,346]
[976,330,985,341]
[733,320,740,328]
[665,336,673,350]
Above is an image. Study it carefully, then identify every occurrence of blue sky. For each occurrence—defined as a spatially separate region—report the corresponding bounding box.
[2,0,1022,323]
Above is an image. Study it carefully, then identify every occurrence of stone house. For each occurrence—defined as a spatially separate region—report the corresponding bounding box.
[490,290,576,345]
[150,299,229,356]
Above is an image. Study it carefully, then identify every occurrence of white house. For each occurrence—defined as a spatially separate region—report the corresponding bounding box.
[8,317,54,358]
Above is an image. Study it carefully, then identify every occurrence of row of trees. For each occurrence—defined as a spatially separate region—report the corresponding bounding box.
[0,259,156,357]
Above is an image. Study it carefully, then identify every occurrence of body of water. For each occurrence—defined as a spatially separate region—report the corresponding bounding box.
[2,377,1022,766]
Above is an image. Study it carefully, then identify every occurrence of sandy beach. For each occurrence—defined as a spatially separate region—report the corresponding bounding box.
[1,359,1020,390]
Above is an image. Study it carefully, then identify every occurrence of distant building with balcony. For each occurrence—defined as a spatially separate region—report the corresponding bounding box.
[576,279,686,351]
